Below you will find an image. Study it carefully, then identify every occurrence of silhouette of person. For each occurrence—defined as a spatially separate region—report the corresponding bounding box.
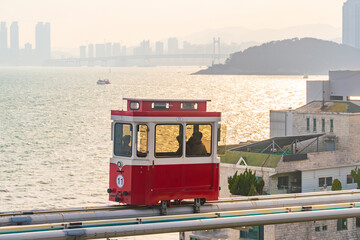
[120,135,131,155]
[176,135,183,155]
[187,131,207,156]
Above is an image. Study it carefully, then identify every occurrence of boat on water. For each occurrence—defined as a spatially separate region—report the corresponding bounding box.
[97,78,110,85]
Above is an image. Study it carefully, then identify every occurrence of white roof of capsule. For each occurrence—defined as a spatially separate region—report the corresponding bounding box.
[123,98,211,102]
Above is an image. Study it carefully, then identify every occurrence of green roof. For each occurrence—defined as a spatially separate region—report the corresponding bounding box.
[296,101,360,113]
[220,150,281,168]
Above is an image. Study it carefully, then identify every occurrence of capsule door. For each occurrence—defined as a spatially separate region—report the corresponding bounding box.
[151,123,184,201]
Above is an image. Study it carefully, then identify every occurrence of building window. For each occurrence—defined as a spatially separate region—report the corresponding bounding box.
[306,117,310,131]
[155,124,183,158]
[321,118,325,132]
[278,176,289,189]
[319,177,332,187]
[330,119,334,133]
[337,218,348,231]
[322,225,327,231]
[356,218,360,228]
[240,226,264,240]
[347,174,355,184]
[315,226,320,232]
[330,95,343,101]
[313,118,317,132]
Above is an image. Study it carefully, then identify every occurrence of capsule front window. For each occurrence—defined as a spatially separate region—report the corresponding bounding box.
[114,123,133,157]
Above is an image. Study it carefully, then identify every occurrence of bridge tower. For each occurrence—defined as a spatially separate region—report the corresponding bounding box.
[212,37,221,66]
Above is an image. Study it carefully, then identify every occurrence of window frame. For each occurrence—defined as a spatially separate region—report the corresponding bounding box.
[136,123,148,158]
[330,119,334,133]
[318,177,333,187]
[313,118,317,132]
[154,123,183,158]
[113,122,133,157]
[337,218,347,231]
[277,176,289,189]
[306,117,310,132]
[347,174,355,184]
[321,118,325,132]
[185,123,213,158]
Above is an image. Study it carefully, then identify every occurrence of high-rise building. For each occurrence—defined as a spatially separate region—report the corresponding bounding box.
[79,46,86,58]
[10,22,19,53]
[95,44,106,58]
[343,0,360,48]
[88,44,94,58]
[0,22,8,51]
[155,41,164,55]
[167,38,178,54]
[105,42,112,57]
[113,43,121,56]
[35,22,51,61]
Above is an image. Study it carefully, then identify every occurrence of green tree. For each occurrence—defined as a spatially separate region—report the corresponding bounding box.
[248,184,257,196]
[256,179,265,195]
[351,167,360,189]
[331,178,342,191]
[228,169,264,196]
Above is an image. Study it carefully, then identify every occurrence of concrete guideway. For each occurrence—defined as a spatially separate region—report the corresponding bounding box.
[2,190,360,227]
[2,202,360,240]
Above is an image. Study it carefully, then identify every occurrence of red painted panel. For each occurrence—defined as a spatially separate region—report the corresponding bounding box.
[109,163,219,205]
[111,110,221,118]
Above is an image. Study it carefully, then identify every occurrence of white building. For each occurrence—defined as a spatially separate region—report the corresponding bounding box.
[343,0,360,48]
[307,70,360,106]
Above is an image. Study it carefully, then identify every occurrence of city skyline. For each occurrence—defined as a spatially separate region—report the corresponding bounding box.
[0,0,345,49]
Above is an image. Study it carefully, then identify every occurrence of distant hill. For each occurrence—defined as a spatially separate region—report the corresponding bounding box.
[194,38,360,75]
[182,24,341,44]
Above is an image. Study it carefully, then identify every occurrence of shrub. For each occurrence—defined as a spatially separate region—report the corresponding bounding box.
[351,167,360,189]
[331,178,342,191]
[228,168,264,196]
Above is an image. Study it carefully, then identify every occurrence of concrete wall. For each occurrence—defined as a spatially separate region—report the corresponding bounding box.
[273,218,360,240]
[270,110,293,138]
[330,71,360,102]
[349,114,360,159]
[302,166,357,192]
[291,112,350,152]
[307,80,330,103]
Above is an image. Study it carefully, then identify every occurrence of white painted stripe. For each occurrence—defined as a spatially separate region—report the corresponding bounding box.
[111,115,221,123]
[110,157,220,166]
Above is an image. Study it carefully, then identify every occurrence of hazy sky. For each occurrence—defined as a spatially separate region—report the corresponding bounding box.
[0,0,345,49]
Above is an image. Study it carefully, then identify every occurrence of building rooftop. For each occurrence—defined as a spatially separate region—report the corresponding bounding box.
[295,101,360,113]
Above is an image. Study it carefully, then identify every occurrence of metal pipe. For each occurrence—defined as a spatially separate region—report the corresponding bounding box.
[3,192,360,226]
[2,207,360,240]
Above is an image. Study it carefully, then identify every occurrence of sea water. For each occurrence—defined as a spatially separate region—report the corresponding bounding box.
[0,66,326,239]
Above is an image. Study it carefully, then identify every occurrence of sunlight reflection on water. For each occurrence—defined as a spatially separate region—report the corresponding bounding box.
[0,66,326,216]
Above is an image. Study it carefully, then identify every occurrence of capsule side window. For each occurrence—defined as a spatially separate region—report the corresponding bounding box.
[136,124,148,158]
[186,124,212,157]
[114,123,133,157]
[155,124,183,158]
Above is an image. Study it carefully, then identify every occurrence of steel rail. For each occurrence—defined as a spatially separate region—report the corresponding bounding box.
[2,189,360,218]
[2,190,360,218]
[3,191,360,226]
[1,202,360,240]
[1,202,359,235]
